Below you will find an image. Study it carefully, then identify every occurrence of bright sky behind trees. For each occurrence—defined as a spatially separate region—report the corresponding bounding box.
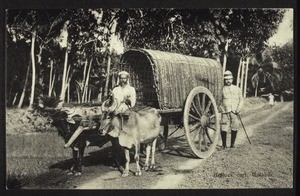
[268,9,293,46]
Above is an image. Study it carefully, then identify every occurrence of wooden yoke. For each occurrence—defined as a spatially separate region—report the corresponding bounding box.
[64,117,99,148]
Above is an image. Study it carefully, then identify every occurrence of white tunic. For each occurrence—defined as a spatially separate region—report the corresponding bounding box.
[112,84,136,114]
[220,85,244,113]
[268,94,275,106]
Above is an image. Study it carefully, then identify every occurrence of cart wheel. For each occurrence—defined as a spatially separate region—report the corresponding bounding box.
[183,86,220,158]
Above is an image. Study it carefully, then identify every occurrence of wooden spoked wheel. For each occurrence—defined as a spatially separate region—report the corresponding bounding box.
[183,86,220,158]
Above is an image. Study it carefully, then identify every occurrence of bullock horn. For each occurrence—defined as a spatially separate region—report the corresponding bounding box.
[101,97,119,113]
[101,100,109,112]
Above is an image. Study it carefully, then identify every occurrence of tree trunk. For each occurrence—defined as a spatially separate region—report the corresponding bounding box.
[280,94,284,102]
[58,48,69,107]
[12,93,18,106]
[81,60,87,102]
[88,88,92,102]
[104,52,112,98]
[81,59,88,102]
[67,84,70,103]
[103,17,117,98]
[77,87,81,103]
[98,86,103,103]
[66,75,72,103]
[243,57,250,98]
[240,60,245,93]
[236,57,242,87]
[50,73,55,98]
[255,81,258,97]
[84,59,92,102]
[29,31,36,107]
[222,39,229,73]
[48,60,54,97]
[17,63,30,108]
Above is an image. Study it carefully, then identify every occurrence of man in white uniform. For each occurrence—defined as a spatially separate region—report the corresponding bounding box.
[268,93,275,106]
[219,70,244,149]
[112,71,136,114]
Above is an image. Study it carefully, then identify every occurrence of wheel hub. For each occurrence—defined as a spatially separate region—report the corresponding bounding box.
[200,115,209,127]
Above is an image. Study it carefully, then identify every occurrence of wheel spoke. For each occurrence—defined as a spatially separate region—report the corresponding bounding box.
[209,114,216,120]
[204,100,212,115]
[207,125,216,131]
[189,122,201,133]
[198,128,202,149]
[201,129,207,151]
[196,94,204,114]
[189,113,200,121]
[205,127,213,143]
[193,127,200,142]
[209,114,217,125]
[202,94,206,113]
[192,101,202,117]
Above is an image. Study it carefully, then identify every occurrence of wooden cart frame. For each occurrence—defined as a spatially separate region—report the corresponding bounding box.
[115,49,223,158]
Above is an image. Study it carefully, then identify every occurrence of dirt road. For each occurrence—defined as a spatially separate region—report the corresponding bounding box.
[22,101,294,189]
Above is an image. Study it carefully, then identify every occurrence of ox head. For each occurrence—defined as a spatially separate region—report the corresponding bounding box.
[99,96,121,137]
[51,110,81,144]
[98,115,121,138]
[99,92,120,137]
[100,93,119,122]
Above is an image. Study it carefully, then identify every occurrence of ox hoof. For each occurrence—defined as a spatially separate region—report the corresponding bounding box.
[122,169,129,177]
[122,172,129,177]
[149,165,156,170]
[74,172,82,176]
[135,171,142,176]
[142,166,149,171]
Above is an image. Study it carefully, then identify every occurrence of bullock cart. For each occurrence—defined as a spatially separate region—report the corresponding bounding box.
[115,49,223,159]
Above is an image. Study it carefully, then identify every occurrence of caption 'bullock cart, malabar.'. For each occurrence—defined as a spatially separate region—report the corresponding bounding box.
[62,48,223,159]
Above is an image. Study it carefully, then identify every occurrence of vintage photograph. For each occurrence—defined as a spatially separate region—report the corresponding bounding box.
[5,8,294,189]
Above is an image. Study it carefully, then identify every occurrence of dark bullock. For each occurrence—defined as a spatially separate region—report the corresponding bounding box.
[51,110,121,176]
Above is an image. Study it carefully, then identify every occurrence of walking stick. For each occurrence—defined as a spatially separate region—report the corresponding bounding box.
[237,114,251,145]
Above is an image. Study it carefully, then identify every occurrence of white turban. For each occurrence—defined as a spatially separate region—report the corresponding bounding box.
[118,71,130,78]
[117,71,131,86]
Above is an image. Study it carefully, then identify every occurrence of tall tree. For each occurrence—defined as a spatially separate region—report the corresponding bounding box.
[6,10,67,107]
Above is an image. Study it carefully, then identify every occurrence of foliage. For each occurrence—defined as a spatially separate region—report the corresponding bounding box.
[116,9,284,60]
[116,9,231,59]
[250,40,293,95]
[271,41,294,90]
[227,9,285,57]
[6,8,286,107]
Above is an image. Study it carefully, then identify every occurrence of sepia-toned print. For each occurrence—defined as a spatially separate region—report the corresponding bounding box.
[5,8,294,189]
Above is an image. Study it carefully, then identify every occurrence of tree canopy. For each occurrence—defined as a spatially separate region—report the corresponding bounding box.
[5,8,288,107]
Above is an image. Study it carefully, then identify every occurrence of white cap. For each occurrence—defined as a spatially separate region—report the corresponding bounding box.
[118,71,129,78]
[224,70,233,79]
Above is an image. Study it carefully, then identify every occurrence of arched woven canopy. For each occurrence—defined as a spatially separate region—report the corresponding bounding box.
[119,49,223,110]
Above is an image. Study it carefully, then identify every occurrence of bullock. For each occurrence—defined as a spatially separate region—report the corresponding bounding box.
[99,102,162,177]
[51,110,122,176]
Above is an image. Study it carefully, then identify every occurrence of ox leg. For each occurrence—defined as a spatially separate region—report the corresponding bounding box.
[143,145,151,171]
[122,149,130,177]
[74,146,84,176]
[134,143,142,176]
[67,148,78,175]
[111,138,122,170]
[150,138,157,170]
